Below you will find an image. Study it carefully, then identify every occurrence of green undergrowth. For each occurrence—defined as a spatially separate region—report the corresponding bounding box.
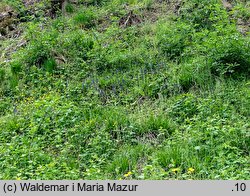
[0,0,249,179]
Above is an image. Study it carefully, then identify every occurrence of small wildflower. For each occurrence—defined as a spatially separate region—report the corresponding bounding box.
[187,167,195,174]
[124,171,132,177]
[16,177,21,180]
[171,168,181,173]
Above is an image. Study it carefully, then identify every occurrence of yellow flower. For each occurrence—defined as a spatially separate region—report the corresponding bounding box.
[187,167,195,174]
[16,177,21,180]
[124,171,132,177]
[171,168,181,173]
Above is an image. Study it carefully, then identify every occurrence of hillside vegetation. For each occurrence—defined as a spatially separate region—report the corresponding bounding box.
[0,0,249,179]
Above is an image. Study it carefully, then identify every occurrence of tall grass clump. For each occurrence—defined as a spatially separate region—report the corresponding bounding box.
[73,8,97,28]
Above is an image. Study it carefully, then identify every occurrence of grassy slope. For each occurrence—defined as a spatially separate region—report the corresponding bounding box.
[0,0,249,179]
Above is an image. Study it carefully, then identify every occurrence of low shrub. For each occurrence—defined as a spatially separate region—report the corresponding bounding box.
[157,21,194,61]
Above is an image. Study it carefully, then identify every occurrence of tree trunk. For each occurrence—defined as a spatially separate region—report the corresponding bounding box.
[61,0,68,15]
[50,0,67,18]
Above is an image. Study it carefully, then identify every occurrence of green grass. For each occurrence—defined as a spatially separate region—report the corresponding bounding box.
[0,0,249,180]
